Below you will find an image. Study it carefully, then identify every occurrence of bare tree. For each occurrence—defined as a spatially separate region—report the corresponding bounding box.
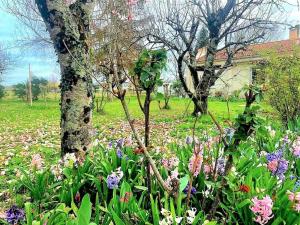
[33,0,95,155]
[1,0,52,49]
[146,0,277,115]
[92,0,144,101]
[0,46,10,80]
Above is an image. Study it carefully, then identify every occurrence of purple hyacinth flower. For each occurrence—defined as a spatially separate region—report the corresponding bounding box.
[6,205,25,224]
[107,174,120,189]
[294,179,300,191]
[271,159,288,180]
[217,158,226,175]
[186,136,193,145]
[183,183,197,195]
[116,138,124,148]
[116,148,123,159]
[108,141,113,149]
[266,149,283,162]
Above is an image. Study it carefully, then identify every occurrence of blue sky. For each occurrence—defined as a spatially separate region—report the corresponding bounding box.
[0,3,299,86]
[0,8,59,86]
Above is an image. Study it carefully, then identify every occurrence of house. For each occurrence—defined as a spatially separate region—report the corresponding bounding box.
[187,25,300,97]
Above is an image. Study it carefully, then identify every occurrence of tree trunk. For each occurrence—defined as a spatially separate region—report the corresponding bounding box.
[107,73,113,101]
[35,1,94,155]
[144,90,152,193]
[192,95,208,116]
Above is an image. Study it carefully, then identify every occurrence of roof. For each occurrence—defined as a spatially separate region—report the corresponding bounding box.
[197,38,300,63]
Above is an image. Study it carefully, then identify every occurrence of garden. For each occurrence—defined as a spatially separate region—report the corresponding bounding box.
[0,0,300,225]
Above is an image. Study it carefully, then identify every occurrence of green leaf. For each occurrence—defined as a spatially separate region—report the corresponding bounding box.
[236,199,251,209]
[179,175,189,193]
[134,186,148,191]
[150,195,160,225]
[110,209,125,225]
[78,194,92,225]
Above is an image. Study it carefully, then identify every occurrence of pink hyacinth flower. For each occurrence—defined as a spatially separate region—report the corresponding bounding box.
[267,160,278,172]
[294,203,300,212]
[31,154,44,170]
[287,191,295,201]
[188,152,203,177]
[250,195,273,225]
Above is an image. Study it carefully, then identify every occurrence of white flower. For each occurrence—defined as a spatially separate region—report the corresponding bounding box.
[161,208,170,217]
[63,153,77,168]
[186,207,197,224]
[51,164,63,180]
[175,217,183,223]
[270,130,276,137]
[187,216,194,224]
[187,207,197,218]
[115,167,124,179]
[93,139,99,147]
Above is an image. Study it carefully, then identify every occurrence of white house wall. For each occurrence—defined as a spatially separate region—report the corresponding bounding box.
[185,62,253,97]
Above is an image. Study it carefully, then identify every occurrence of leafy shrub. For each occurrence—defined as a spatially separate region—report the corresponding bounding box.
[13,76,48,101]
[259,54,300,125]
[0,84,5,99]
[14,83,27,100]
[171,80,185,97]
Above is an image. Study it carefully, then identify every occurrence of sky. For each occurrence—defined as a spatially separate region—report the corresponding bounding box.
[0,8,59,86]
[0,2,299,86]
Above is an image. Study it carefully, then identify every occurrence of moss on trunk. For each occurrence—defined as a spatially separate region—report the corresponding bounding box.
[35,0,94,155]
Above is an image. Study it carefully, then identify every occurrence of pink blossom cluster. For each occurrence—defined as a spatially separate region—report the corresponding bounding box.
[189,151,203,177]
[161,156,179,170]
[127,0,139,6]
[250,195,273,225]
[31,154,44,170]
[64,0,76,6]
[292,137,300,157]
[203,164,213,176]
[287,191,300,213]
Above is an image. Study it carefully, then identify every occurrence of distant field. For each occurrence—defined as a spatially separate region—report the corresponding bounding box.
[0,96,276,157]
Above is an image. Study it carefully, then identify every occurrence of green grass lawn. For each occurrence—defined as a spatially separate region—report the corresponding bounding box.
[0,96,277,209]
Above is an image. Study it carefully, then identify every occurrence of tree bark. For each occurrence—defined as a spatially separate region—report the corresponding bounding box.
[192,96,208,116]
[35,0,94,155]
[144,90,152,193]
[178,55,209,116]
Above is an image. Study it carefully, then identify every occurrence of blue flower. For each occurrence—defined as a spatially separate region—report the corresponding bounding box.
[276,159,288,180]
[107,168,124,189]
[116,138,124,148]
[266,149,288,180]
[186,136,193,145]
[116,148,123,159]
[107,174,120,189]
[183,183,197,195]
[294,178,300,191]
[266,149,283,162]
[6,205,24,224]
[217,158,226,175]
